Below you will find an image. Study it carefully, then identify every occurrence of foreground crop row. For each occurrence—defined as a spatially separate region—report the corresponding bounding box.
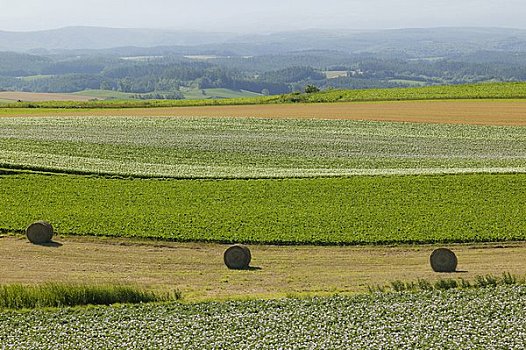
[1,173,525,244]
[1,116,525,178]
[1,286,526,349]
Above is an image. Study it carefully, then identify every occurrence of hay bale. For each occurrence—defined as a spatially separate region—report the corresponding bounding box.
[26,221,54,244]
[430,248,457,272]
[224,245,251,270]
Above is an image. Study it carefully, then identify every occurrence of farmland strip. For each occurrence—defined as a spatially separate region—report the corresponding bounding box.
[1,116,525,178]
[1,173,525,245]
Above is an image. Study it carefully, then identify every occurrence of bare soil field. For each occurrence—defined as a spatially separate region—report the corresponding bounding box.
[2,235,525,301]
[0,91,96,102]
[2,100,526,125]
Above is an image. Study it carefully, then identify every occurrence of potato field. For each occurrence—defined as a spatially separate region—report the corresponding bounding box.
[0,116,525,178]
[1,286,526,349]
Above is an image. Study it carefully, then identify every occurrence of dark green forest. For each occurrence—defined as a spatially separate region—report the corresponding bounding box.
[1,28,526,99]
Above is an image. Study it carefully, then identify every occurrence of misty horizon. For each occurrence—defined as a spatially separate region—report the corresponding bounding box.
[1,0,525,33]
[1,24,526,35]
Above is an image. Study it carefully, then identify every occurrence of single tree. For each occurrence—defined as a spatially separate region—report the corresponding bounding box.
[304,84,320,93]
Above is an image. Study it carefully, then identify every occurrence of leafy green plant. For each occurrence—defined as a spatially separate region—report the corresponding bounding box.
[501,272,517,285]
[475,275,499,288]
[434,279,458,290]
[372,273,521,294]
[390,280,407,292]
[460,278,472,289]
[417,278,434,291]
[1,173,525,244]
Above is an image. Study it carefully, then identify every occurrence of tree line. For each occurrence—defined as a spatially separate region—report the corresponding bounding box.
[0,50,525,96]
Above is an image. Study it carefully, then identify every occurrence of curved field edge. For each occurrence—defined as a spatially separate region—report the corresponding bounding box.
[1,116,525,179]
[2,164,526,180]
[1,173,525,245]
[1,287,526,348]
[2,82,526,109]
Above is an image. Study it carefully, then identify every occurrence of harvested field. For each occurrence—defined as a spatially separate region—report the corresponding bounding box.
[0,91,96,102]
[2,100,526,125]
[1,235,525,301]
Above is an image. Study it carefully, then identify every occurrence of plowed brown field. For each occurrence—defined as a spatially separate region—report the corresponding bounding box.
[3,100,526,125]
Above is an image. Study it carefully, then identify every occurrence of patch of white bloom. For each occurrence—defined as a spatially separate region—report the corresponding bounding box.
[0,116,525,178]
[1,286,526,349]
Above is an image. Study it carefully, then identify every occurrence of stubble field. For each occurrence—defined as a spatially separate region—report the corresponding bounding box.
[2,235,526,301]
[2,99,526,125]
[0,91,95,102]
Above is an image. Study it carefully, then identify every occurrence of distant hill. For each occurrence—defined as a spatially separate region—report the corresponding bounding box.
[0,26,236,52]
[1,26,526,57]
[2,27,526,97]
[0,51,51,76]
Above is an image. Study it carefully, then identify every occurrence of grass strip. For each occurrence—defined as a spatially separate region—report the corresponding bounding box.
[370,272,521,293]
[0,283,177,309]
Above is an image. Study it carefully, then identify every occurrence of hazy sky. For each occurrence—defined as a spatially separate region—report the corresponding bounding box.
[0,0,525,32]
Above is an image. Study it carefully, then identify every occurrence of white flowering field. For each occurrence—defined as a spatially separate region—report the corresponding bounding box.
[0,116,525,178]
[1,286,525,349]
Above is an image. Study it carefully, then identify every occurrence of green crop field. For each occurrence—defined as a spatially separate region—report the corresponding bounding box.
[388,79,427,86]
[72,89,137,99]
[1,173,524,244]
[1,114,525,245]
[277,81,526,103]
[2,82,526,109]
[1,116,525,178]
[181,88,262,100]
[19,75,55,82]
[1,286,525,349]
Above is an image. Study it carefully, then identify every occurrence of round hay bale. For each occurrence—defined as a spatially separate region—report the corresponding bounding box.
[430,248,457,272]
[26,221,54,244]
[224,245,251,270]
